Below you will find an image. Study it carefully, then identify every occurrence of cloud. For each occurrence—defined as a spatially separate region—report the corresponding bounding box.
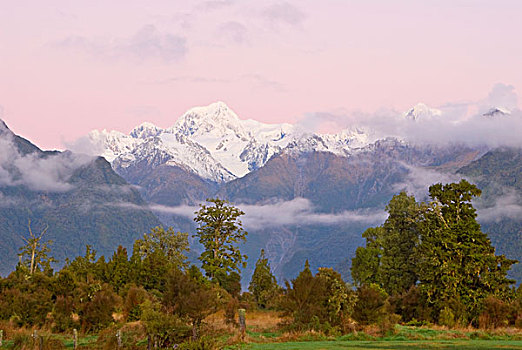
[298,84,522,148]
[477,190,522,222]
[218,21,249,45]
[114,197,386,229]
[0,134,93,192]
[262,2,306,28]
[54,25,187,63]
[480,83,519,113]
[392,164,465,202]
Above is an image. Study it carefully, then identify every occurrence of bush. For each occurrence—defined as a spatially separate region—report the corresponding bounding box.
[11,333,32,350]
[479,296,510,329]
[353,284,388,325]
[439,307,455,328]
[80,284,121,332]
[177,336,218,350]
[389,286,431,323]
[141,299,191,347]
[123,285,148,321]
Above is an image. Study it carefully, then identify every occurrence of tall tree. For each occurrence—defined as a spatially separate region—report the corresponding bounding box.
[379,192,420,295]
[249,249,280,308]
[417,179,516,321]
[351,227,383,287]
[194,198,248,281]
[18,220,56,275]
[133,226,189,269]
[351,191,420,295]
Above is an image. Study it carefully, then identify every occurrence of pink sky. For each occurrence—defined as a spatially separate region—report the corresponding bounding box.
[1,0,521,149]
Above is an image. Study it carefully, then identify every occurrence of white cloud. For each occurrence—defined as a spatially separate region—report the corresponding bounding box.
[0,134,93,192]
[298,84,522,148]
[114,197,386,229]
[477,190,522,222]
[392,164,465,202]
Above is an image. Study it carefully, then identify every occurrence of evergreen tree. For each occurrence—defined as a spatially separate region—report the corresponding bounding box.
[417,179,516,321]
[194,198,248,281]
[351,192,420,295]
[249,249,280,308]
[351,227,383,287]
[107,245,131,292]
[133,226,189,269]
[379,192,420,295]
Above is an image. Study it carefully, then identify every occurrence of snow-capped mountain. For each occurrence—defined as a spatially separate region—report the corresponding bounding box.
[84,102,381,182]
[403,103,442,121]
[482,107,511,118]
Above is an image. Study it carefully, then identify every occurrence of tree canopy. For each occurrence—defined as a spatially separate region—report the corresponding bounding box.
[194,198,248,281]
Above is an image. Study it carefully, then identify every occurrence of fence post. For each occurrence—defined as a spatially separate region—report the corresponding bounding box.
[73,328,78,349]
[238,308,246,340]
[116,329,122,348]
[32,330,38,350]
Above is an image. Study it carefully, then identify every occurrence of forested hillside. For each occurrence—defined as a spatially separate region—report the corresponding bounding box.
[0,121,161,275]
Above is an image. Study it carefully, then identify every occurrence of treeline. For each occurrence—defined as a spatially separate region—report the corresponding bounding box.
[0,181,521,348]
[351,179,521,328]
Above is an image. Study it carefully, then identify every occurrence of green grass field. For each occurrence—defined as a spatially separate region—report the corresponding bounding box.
[240,339,522,349]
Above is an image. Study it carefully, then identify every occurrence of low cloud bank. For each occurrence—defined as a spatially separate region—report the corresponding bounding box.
[299,83,522,148]
[115,197,387,229]
[0,134,93,192]
[477,191,522,223]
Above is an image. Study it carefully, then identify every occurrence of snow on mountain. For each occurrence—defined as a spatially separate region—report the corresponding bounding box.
[85,129,140,162]
[85,101,433,183]
[403,103,442,121]
[482,106,511,118]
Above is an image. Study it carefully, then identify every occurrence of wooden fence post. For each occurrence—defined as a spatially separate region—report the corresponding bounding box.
[32,330,37,350]
[238,308,246,340]
[73,328,78,349]
[116,329,122,348]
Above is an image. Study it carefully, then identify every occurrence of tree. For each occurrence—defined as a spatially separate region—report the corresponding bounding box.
[64,245,98,283]
[417,179,516,322]
[107,245,131,292]
[379,192,420,295]
[194,198,248,281]
[131,226,189,291]
[351,227,383,287]
[280,261,356,330]
[351,192,420,295]
[18,220,56,275]
[133,226,189,269]
[249,249,280,309]
[163,268,219,340]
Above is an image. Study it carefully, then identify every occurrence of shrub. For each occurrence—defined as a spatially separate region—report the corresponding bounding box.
[439,307,455,328]
[177,336,218,350]
[479,296,510,329]
[353,284,388,325]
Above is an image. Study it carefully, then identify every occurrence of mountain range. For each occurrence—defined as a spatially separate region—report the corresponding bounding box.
[1,102,520,284]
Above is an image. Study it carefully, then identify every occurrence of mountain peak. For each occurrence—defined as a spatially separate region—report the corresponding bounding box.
[130,122,162,139]
[482,106,511,118]
[403,103,442,121]
[173,101,244,137]
[0,119,12,136]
